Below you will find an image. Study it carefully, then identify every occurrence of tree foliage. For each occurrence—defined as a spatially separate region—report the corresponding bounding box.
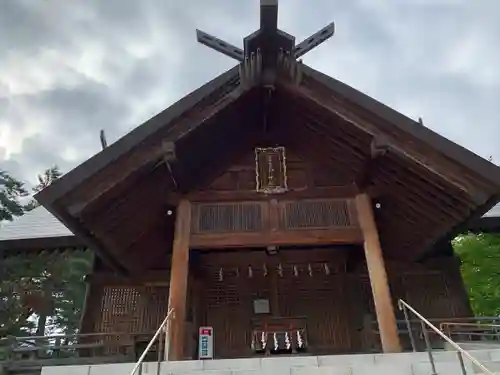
[0,170,28,221]
[24,165,62,211]
[0,166,92,340]
[454,233,500,317]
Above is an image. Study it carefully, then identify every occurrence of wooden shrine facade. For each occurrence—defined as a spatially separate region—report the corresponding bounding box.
[67,147,476,360]
[80,244,471,360]
[33,0,500,363]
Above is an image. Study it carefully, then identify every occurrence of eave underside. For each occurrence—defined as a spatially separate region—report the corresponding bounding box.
[37,75,500,274]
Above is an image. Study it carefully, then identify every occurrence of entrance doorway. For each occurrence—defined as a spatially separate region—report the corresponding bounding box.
[192,247,362,359]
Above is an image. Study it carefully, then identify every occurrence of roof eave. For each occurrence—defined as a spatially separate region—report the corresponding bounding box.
[301,65,500,188]
[35,65,241,207]
[0,235,84,255]
[40,202,130,275]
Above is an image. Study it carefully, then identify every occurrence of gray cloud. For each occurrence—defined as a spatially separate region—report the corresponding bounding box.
[0,0,499,187]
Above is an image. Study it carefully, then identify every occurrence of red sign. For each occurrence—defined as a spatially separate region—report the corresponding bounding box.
[200,328,212,336]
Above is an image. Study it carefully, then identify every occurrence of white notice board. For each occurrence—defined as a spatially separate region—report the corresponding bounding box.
[198,326,214,359]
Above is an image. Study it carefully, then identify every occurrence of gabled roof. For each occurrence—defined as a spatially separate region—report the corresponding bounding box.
[35,64,500,206]
[0,206,72,241]
[0,206,84,253]
[29,63,500,270]
[36,66,240,205]
[301,66,500,187]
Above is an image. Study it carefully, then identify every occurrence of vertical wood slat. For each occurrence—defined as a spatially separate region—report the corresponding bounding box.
[278,198,357,230]
[167,199,191,360]
[355,193,401,353]
[191,201,267,233]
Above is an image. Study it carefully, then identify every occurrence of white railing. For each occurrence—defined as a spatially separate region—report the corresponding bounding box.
[398,299,494,375]
[129,308,174,375]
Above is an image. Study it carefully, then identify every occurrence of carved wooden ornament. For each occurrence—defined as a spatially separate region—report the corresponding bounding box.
[255,146,288,194]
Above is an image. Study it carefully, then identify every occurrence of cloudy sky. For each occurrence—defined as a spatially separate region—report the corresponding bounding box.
[0,0,499,186]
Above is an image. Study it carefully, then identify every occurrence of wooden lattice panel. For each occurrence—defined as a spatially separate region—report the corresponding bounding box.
[279,199,354,230]
[192,202,264,233]
[402,273,452,319]
[203,266,268,358]
[97,287,141,333]
[198,249,361,358]
[93,285,169,334]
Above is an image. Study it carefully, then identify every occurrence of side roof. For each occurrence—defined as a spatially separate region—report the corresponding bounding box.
[0,206,83,253]
[36,64,500,207]
[0,206,72,241]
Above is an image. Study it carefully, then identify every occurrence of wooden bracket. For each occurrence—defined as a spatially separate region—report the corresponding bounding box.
[355,137,390,191]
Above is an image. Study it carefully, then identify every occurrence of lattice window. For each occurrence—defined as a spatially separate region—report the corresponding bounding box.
[193,203,263,233]
[94,285,170,334]
[255,146,288,194]
[97,287,142,333]
[281,199,352,230]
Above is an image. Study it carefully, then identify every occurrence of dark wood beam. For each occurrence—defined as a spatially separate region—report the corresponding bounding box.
[355,193,401,353]
[66,141,177,217]
[167,200,191,361]
[421,193,500,257]
[44,204,130,276]
[34,67,240,207]
[355,137,389,191]
[186,186,359,202]
[300,65,500,188]
[294,22,335,59]
[61,85,249,214]
[190,228,363,248]
[70,163,176,221]
[196,30,244,62]
[260,0,278,30]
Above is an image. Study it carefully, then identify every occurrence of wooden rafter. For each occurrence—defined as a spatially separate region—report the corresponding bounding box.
[279,77,495,204]
[60,83,248,215]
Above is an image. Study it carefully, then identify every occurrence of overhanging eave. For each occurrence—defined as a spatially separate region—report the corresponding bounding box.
[301,64,500,189]
[35,65,241,207]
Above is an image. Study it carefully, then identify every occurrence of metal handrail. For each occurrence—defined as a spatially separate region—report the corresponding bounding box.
[398,299,494,375]
[129,308,174,375]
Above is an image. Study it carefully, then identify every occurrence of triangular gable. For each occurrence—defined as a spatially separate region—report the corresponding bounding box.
[300,65,500,188]
[36,66,240,206]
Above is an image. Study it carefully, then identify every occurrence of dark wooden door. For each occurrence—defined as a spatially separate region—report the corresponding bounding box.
[274,257,354,354]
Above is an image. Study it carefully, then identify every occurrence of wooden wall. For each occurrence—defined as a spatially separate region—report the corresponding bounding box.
[192,149,353,196]
[80,249,470,358]
[191,248,471,358]
[81,275,170,335]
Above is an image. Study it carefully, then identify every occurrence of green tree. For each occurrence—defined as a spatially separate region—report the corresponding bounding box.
[454,233,500,316]
[24,165,62,211]
[0,170,27,221]
[0,256,37,337]
[1,165,92,340]
[0,171,30,337]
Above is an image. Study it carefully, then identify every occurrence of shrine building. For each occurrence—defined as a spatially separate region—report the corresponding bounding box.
[2,0,500,365]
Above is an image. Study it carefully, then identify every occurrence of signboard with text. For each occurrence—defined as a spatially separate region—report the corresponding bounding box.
[198,326,214,359]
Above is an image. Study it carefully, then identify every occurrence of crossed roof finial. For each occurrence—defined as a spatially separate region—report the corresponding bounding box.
[196,0,335,68]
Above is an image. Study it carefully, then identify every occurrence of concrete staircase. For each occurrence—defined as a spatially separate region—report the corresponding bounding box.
[40,349,500,375]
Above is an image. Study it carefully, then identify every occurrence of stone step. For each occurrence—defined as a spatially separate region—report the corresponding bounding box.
[41,349,500,375]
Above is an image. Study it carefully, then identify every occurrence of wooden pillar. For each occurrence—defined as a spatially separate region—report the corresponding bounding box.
[167,199,191,361]
[355,194,402,353]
